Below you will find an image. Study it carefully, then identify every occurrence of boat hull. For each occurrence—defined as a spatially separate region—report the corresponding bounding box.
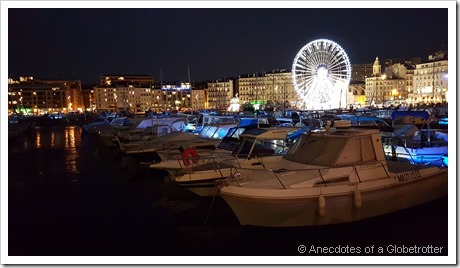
[176,169,232,196]
[220,169,447,227]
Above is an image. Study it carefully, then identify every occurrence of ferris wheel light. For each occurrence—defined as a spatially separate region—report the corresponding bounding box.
[291,39,351,110]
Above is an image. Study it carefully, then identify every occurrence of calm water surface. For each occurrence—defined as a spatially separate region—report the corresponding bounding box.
[8,126,448,257]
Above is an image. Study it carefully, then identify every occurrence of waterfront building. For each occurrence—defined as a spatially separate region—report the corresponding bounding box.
[409,51,448,104]
[237,73,261,106]
[237,70,298,111]
[94,75,155,114]
[159,82,193,112]
[8,76,83,115]
[365,57,407,107]
[405,68,414,102]
[81,84,97,112]
[207,79,234,111]
[150,86,164,113]
[94,86,154,114]
[191,89,207,111]
[263,70,297,111]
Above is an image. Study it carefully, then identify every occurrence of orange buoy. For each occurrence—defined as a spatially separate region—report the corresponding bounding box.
[182,148,199,166]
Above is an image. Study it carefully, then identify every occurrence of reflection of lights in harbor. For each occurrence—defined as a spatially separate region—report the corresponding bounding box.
[36,129,41,148]
[65,126,81,174]
[51,131,55,148]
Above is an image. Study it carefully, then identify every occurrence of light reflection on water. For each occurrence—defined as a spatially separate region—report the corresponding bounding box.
[36,130,41,148]
[65,126,81,174]
[32,126,83,174]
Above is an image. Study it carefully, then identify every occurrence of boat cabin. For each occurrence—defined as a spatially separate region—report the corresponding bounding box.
[283,128,386,167]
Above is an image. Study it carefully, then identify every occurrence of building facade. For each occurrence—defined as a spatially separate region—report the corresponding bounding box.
[365,57,408,107]
[207,79,234,110]
[409,52,448,104]
[94,75,158,114]
[160,83,192,112]
[237,70,298,111]
[94,86,154,114]
[8,76,83,115]
[191,89,207,111]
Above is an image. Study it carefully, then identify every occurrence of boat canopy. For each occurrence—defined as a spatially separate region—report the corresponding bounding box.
[391,111,430,121]
[239,127,300,140]
[283,130,384,167]
[134,117,184,129]
[336,114,388,124]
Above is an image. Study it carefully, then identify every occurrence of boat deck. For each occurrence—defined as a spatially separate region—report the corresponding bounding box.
[385,160,435,173]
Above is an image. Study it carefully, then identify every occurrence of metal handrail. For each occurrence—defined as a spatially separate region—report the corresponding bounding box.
[220,161,392,189]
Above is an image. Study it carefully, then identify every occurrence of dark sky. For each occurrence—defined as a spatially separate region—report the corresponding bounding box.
[8,8,448,85]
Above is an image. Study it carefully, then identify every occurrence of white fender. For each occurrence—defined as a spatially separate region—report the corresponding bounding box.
[354,188,362,209]
[318,195,326,217]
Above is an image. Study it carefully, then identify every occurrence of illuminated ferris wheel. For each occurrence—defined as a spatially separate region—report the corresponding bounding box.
[292,39,351,110]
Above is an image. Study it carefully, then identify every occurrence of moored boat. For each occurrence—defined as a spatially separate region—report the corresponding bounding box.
[218,127,447,227]
[173,127,311,196]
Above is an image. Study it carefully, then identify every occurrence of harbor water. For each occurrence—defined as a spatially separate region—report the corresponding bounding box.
[8,125,449,258]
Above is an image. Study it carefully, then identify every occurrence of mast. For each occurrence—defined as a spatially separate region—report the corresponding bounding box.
[187,66,192,111]
[160,69,166,112]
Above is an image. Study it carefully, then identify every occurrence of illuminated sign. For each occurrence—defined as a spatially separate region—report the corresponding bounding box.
[162,83,191,91]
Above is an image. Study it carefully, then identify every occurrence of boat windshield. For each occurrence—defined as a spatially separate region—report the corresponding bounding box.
[284,132,378,166]
[232,137,287,158]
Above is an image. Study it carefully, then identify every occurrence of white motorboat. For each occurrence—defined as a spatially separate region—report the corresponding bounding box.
[114,117,188,144]
[218,127,447,227]
[173,127,310,196]
[117,123,237,164]
[183,113,238,133]
[81,113,119,134]
[383,128,448,167]
[97,117,146,146]
[382,110,448,167]
[150,116,273,163]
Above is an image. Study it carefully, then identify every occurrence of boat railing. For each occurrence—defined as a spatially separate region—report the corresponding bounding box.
[383,150,447,165]
[383,137,447,149]
[221,162,392,189]
[171,152,239,172]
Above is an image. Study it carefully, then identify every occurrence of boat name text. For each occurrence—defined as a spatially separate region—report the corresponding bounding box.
[397,170,421,183]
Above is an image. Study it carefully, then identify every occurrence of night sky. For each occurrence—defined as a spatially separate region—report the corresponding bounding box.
[8,7,449,85]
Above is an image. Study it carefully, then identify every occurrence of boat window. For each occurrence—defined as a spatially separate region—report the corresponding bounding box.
[309,136,348,166]
[283,135,327,164]
[230,128,246,139]
[217,137,239,151]
[212,126,232,139]
[232,138,255,157]
[250,139,286,156]
[198,126,218,138]
[248,140,276,157]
